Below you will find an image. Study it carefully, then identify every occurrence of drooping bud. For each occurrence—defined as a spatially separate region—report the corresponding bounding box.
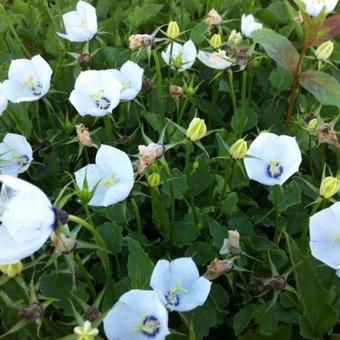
[315,41,334,61]
[229,139,247,160]
[210,34,222,49]
[76,124,96,148]
[203,258,234,280]
[166,21,180,39]
[186,118,207,142]
[169,85,184,101]
[205,9,222,28]
[0,261,23,278]
[320,176,340,199]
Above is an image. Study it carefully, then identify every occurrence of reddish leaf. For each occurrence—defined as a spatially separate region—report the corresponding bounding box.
[299,70,340,108]
[315,14,340,46]
[251,29,300,74]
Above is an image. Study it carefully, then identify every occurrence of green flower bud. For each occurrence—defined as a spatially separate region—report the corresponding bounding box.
[229,139,248,160]
[166,21,180,39]
[227,30,242,47]
[186,118,207,142]
[315,41,334,61]
[148,173,161,188]
[320,176,340,199]
[210,34,222,49]
[308,118,319,130]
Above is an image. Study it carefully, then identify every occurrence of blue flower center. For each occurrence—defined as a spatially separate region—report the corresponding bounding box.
[266,161,283,178]
[141,315,161,337]
[95,96,110,110]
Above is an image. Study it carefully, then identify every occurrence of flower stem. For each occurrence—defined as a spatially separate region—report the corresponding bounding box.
[104,115,114,144]
[131,197,143,243]
[185,141,199,229]
[285,47,306,133]
[152,50,164,114]
[228,71,237,116]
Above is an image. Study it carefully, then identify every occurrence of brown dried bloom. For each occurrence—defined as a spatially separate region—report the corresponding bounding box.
[315,123,340,148]
[294,11,304,24]
[18,303,44,323]
[263,275,286,292]
[169,85,184,101]
[129,34,154,49]
[51,231,76,254]
[137,143,165,173]
[76,124,96,148]
[204,258,234,280]
[205,9,222,28]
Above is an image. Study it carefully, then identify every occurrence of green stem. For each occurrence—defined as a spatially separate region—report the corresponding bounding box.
[104,115,114,144]
[273,186,281,244]
[74,253,96,299]
[131,198,143,243]
[178,96,189,123]
[152,50,164,114]
[241,70,248,112]
[228,71,237,116]
[185,141,199,228]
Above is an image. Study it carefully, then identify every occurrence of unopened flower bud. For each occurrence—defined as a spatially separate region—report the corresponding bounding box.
[229,139,247,160]
[74,320,99,340]
[186,118,207,142]
[169,85,184,101]
[148,173,161,188]
[308,118,319,130]
[129,34,154,49]
[227,30,242,47]
[76,124,96,148]
[0,261,23,278]
[204,258,234,280]
[210,34,222,49]
[320,176,340,199]
[184,83,196,97]
[166,21,180,39]
[205,9,222,28]
[315,41,334,61]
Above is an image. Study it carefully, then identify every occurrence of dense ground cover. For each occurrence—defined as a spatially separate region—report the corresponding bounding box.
[0,0,339,339]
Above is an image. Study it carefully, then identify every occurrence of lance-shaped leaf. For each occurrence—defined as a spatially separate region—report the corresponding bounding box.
[315,14,340,46]
[251,29,299,74]
[299,70,340,108]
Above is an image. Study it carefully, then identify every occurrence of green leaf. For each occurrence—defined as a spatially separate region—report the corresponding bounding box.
[253,305,279,336]
[97,222,123,254]
[285,232,338,338]
[315,14,340,46]
[233,304,256,336]
[190,22,209,45]
[268,181,301,212]
[251,28,300,74]
[299,70,340,108]
[128,4,164,27]
[127,238,154,289]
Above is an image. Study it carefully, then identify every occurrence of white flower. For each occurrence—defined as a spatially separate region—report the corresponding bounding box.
[0,133,33,177]
[197,50,232,70]
[111,61,144,101]
[0,82,8,115]
[161,40,197,72]
[2,55,52,103]
[103,289,170,340]
[57,0,97,42]
[310,202,340,276]
[69,70,122,117]
[301,0,338,17]
[150,257,211,312]
[75,145,134,207]
[244,132,302,186]
[0,175,55,264]
[241,14,263,38]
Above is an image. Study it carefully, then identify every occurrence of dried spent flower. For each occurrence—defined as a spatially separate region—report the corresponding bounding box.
[205,9,222,28]
[18,303,44,323]
[137,143,165,173]
[169,85,184,101]
[263,275,286,292]
[50,231,76,254]
[76,124,97,148]
[315,123,340,148]
[85,305,100,322]
[129,34,154,49]
[203,258,234,280]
